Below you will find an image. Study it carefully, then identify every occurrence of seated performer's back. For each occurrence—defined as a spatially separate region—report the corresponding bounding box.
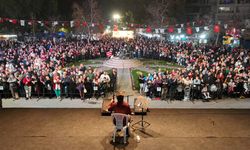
[108,92,131,115]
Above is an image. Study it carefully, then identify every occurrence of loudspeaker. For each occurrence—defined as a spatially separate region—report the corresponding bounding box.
[134,96,148,115]
[101,98,112,116]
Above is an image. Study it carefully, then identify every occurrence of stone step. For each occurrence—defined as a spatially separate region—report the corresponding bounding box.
[103,57,142,68]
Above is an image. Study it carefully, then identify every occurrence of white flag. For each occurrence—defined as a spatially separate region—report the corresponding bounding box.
[195,27,200,32]
[20,20,25,26]
[70,21,74,27]
[53,21,58,26]
[155,29,159,33]
[38,21,44,26]
[177,28,181,33]
[28,21,32,26]
[224,24,228,29]
[181,24,184,28]
[204,26,209,31]
[160,29,164,33]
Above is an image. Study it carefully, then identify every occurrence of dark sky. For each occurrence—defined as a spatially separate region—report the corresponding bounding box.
[0,0,151,23]
[73,0,151,23]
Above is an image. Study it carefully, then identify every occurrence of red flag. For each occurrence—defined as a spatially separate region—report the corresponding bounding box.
[186,27,192,35]
[82,21,87,27]
[214,24,220,33]
[168,26,174,33]
[146,26,152,33]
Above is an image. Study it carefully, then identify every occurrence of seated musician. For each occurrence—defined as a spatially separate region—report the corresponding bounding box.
[108,91,131,136]
[108,91,131,115]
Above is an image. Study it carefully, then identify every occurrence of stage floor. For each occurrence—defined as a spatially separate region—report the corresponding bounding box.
[0,109,250,150]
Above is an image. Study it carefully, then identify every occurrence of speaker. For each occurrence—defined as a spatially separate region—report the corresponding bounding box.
[134,96,148,115]
[101,98,112,116]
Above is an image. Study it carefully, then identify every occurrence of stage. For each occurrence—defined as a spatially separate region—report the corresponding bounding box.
[0,109,250,150]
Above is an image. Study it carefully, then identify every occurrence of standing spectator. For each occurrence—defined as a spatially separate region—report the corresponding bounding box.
[22,74,32,100]
[53,75,61,99]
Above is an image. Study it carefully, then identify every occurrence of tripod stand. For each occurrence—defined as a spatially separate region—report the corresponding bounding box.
[132,103,150,130]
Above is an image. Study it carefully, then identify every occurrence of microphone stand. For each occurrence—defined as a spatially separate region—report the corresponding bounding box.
[132,102,150,130]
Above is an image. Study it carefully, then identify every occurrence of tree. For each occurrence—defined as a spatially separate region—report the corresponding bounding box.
[146,0,186,27]
[146,0,169,27]
[123,11,135,24]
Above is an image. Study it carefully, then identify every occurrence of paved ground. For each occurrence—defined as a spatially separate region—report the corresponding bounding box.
[0,109,249,150]
[2,97,250,109]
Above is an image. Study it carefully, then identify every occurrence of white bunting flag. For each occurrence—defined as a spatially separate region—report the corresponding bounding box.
[177,28,181,33]
[155,29,159,33]
[195,27,200,32]
[224,24,228,29]
[181,24,184,28]
[53,21,58,26]
[204,26,209,31]
[160,29,164,33]
[70,21,74,27]
[20,20,25,26]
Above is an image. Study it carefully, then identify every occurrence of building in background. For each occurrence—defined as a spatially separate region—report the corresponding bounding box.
[185,0,250,28]
[185,0,217,22]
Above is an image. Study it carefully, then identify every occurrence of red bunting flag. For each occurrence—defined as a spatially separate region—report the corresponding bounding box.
[214,24,220,33]
[82,21,87,27]
[146,26,152,33]
[168,26,174,33]
[186,27,192,35]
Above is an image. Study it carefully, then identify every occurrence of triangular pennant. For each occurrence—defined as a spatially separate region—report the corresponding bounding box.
[195,27,200,32]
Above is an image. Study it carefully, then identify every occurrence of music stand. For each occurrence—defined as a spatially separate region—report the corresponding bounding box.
[132,102,150,130]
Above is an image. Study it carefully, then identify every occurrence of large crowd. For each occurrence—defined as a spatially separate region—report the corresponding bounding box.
[0,38,118,100]
[135,38,250,101]
[0,36,249,101]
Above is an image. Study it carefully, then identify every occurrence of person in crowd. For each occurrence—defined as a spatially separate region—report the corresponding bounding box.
[76,77,85,100]
[7,74,19,100]
[192,76,201,99]
[110,68,117,92]
[22,74,32,100]
[45,76,53,99]
[53,75,61,99]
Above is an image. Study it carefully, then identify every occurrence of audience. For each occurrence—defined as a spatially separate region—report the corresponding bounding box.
[0,36,249,101]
